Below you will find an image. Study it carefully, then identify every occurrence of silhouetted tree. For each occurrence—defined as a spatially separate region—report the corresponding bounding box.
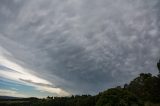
[96,88,143,106]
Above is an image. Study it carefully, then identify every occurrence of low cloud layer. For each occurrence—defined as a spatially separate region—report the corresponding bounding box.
[0,51,70,96]
[0,0,160,96]
[0,89,25,97]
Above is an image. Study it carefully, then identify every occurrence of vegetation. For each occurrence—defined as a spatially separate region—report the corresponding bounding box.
[1,60,160,106]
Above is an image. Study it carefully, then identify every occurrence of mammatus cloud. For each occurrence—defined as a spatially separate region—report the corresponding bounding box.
[0,0,160,96]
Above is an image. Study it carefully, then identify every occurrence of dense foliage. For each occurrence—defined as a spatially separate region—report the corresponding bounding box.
[1,61,160,106]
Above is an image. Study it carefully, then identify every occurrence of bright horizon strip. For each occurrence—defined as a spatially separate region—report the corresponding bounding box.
[0,49,70,97]
[0,89,26,97]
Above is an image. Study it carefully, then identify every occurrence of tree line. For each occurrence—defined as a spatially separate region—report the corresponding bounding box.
[1,60,160,106]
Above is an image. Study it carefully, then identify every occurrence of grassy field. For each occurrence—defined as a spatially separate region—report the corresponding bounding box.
[0,100,160,106]
[0,100,30,106]
[145,102,160,106]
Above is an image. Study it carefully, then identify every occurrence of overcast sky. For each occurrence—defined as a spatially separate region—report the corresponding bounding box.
[0,0,160,97]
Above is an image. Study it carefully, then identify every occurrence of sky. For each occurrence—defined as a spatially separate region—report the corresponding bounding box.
[0,0,160,98]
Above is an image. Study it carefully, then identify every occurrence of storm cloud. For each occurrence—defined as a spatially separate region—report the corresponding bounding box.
[0,0,160,96]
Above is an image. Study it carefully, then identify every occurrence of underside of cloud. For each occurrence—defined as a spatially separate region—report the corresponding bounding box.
[0,0,160,96]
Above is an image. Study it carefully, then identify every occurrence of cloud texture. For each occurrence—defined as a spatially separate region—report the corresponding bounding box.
[0,0,160,96]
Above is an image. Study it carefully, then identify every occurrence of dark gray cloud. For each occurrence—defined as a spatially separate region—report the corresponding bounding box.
[0,0,160,95]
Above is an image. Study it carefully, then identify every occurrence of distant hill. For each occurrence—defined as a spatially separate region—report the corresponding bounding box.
[0,96,21,99]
